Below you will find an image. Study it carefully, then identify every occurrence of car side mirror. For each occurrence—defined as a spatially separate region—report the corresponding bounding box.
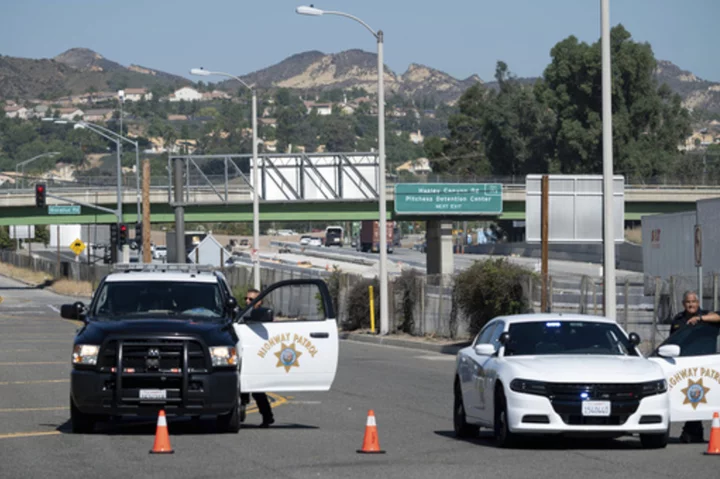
[658,344,681,358]
[249,307,274,323]
[629,332,641,346]
[498,332,510,346]
[474,344,496,356]
[61,302,86,321]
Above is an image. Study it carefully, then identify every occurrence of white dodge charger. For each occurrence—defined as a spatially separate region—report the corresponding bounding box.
[454,314,670,448]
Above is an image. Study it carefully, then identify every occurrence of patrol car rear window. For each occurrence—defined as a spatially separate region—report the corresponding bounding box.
[92,281,224,320]
[504,321,636,356]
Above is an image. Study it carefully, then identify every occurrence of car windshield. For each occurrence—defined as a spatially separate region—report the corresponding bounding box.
[91,281,225,321]
[504,320,636,356]
[656,322,720,357]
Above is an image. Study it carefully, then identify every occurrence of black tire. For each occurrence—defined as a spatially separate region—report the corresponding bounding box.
[217,399,241,433]
[70,396,97,434]
[453,380,479,438]
[493,389,517,448]
[640,432,668,449]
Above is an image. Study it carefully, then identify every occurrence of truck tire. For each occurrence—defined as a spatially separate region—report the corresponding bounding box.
[217,398,241,433]
[70,396,97,434]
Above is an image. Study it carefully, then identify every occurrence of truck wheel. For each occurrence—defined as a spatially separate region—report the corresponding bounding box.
[217,399,241,433]
[70,396,97,434]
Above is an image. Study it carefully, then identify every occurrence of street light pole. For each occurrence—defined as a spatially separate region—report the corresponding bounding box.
[601,0,616,319]
[190,68,260,289]
[15,152,60,189]
[296,5,389,334]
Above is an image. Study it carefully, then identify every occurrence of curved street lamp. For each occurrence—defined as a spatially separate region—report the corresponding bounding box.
[15,152,60,189]
[190,67,260,290]
[296,5,389,335]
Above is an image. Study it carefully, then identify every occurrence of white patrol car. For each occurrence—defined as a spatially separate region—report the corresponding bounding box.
[453,313,670,448]
[61,263,339,433]
[650,321,720,424]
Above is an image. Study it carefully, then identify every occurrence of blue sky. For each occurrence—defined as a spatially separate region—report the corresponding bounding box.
[2,0,718,83]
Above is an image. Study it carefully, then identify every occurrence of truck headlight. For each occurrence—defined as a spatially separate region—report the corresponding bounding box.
[210,346,237,367]
[72,344,99,365]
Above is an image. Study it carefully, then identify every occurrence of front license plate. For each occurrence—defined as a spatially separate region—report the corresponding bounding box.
[581,400,611,417]
[139,389,166,400]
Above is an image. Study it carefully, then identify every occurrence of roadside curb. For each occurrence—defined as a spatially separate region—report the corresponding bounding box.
[0,272,92,300]
[339,332,470,355]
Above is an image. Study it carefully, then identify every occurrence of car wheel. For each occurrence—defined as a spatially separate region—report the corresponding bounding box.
[493,390,517,448]
[640,432,668,449]
[217,398,241,433]
[70,396,97,434]
[453,380,479,438]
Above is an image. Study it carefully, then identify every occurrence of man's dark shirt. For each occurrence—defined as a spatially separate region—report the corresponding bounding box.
[670,309,708,333]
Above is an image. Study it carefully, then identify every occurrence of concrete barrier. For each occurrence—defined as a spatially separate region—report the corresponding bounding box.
[463,242,643,272]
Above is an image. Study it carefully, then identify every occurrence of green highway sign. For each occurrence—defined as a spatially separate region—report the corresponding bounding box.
[394,183,503,215]
[48,205,81,215]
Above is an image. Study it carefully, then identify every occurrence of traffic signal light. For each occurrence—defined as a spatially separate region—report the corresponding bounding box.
[119,224,128,245]
[110,223,118,245]
[35,184,46,208]
[135,223,142,242]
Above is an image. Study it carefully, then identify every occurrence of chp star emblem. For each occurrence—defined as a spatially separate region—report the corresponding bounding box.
[274,343,302,373]
[681,378,711,410]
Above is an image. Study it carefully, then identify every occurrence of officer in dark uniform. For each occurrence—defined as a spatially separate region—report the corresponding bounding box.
[240,288,275,428]
[670,291,707,443]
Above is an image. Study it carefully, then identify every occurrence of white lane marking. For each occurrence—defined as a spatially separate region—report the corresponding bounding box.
[47,305,60,313]
[0,379,69,385]
[414,355,456,361]
[286,400,323,405]
[0,406,66,412]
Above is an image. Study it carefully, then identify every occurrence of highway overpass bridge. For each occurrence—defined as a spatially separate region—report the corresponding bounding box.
[0,183,716,226]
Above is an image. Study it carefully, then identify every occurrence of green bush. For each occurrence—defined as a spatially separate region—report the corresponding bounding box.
[342,277,379,331]
[454,258,532,336]
[231,284,250,303]
[393,269,422,333]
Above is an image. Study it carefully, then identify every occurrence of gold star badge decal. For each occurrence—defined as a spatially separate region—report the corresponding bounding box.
[274,343,302,373]
[681,379,710,410]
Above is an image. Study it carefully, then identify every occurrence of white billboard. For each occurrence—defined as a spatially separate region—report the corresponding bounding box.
[526,175,625,243]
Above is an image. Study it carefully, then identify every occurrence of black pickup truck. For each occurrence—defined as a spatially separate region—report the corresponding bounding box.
[61,264,243,433]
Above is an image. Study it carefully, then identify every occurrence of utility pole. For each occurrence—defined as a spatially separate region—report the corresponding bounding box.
[173,157,185,263]
[142,159,152,263]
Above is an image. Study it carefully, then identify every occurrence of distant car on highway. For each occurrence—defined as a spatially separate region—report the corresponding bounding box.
[299,235,312,246]
[453,313,669,448]
[308,238,322,247]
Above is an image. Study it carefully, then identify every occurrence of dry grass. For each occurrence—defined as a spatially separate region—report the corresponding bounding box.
[0,262,52,285]
[625,226,642,244]
[51,278,94,297]
[0,262,93,297]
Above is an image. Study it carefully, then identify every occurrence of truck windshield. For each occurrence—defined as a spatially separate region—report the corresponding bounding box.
[91,281,225,321]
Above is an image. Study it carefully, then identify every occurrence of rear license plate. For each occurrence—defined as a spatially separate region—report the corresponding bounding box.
[581,400,611,417]
[139,389,166,400]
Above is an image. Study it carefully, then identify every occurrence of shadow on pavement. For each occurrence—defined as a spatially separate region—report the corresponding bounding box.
[0,279,56,291]
[434,430,652,450]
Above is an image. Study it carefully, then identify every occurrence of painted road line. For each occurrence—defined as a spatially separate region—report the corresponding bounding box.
[2,340,70,344]
[0,379,69,385]
[0,431,61,440]
[0,361,66,366]
[413,355,456,361]
[0,407,66,413]
[47,305,60,313]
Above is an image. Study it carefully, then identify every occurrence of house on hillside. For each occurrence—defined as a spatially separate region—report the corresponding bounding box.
[259,118,277,128]
[84,109,114,122]
[304,101,332,115]
[4,105,29,119]
[57,108,84,120]
[201,90,231,101]
[169,87,203,102]
[338,103,355,115]
[396,157,432,176]
[123,88,152,102]
[409,130,424,145]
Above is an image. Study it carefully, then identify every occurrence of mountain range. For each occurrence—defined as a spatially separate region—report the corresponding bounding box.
[1,48,719,113]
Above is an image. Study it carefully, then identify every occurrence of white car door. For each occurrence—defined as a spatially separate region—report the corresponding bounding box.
[478,322,506,424]
[466,322,501,421]
[234,279,339,393]
[650,323,720,422]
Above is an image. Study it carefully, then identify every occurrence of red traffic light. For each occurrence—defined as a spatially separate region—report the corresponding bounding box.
[120,225,127,232]
[37,185,44,192]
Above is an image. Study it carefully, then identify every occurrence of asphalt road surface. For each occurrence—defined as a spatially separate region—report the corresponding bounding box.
[0,274,715,479]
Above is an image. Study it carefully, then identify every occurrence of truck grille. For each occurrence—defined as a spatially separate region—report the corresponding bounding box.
[546,383,642,426]
[98,338,208,373]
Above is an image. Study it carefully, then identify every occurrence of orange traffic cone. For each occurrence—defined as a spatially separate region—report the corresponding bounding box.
[704,412,720,455]
[149,410,174,454]
[357,410,386,454]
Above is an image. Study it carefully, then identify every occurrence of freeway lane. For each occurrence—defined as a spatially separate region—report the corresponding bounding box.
[0,274,715,478]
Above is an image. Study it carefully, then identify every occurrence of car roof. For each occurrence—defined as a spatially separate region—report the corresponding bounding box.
[492,313,618,325]
[105,272,219,283]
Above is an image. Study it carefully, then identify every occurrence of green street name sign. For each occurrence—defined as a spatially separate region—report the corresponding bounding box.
[48,205,81,215]
[394,183,503,215]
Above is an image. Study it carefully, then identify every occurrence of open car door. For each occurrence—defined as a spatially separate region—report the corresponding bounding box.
[649,323,720,422]
[234,279,339,393]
